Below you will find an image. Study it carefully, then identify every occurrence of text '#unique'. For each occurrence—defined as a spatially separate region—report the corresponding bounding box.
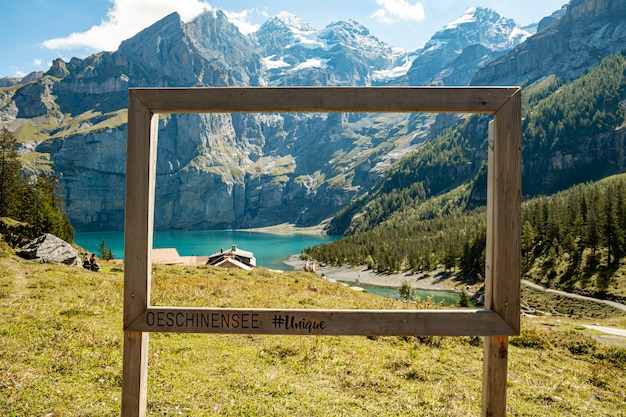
[272,314,326,333]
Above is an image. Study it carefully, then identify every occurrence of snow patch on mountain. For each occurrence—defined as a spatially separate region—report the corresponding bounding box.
[372,58,412,82]
[275,11,316,32]
[293,58,328,71]
[262,55,289,69]
[444,6,478,29]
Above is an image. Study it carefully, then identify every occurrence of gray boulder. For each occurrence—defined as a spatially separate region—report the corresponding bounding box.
[19,234,80,265]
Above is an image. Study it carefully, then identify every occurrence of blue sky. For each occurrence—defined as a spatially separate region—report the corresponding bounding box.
[1,0,567,78]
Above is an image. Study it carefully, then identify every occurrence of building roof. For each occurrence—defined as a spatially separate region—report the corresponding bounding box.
[152,248,184,265]
[152,248,208,266]
[208,244,254,259]
[213,257,254,271]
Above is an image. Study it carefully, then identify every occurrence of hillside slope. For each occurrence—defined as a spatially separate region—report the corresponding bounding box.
[0,253,624,416]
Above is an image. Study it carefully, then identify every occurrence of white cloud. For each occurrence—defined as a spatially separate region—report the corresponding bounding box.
[12,67,26,78]
[41,0,215,53]
[33,59,43,67]
[223,9,260,35]
[371,0,426,23]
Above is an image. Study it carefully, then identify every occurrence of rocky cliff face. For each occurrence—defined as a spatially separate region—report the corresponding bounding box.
[398,7,532,86]
[4,3,622,232]
[523,127,626,195]
[471,0,626,85]
[1,9,447,231]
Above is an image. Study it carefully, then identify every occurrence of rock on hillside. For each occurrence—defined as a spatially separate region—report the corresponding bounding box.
[19,233,80,265]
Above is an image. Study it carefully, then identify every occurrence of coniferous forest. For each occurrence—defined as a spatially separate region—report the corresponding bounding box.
[0,127,73,246]
[304,52,626,300]
[305,174,626,298]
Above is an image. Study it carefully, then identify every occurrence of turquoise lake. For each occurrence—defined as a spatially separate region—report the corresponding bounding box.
[74,230,465,306]
[74,230,338,271]
[339,282,464,306]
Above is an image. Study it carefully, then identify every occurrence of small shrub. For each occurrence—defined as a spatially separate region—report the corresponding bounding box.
[458,289,470,307]
[510,329,551,350]
[564,331,597,356]
[99,240,114,261]
[397,280,416,301]
[594,345,626,368]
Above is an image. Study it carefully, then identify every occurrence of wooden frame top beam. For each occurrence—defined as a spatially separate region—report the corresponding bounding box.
[130,86,520,114]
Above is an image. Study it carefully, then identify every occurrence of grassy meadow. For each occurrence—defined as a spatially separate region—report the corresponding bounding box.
[0,249,625,416]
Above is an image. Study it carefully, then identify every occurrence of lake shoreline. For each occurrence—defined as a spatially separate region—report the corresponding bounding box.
[282,255,473,293]
[240,219,332,236]
[74,229,336,270]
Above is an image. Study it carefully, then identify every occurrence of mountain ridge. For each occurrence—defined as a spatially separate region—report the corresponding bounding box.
[471,0,626,85]
[2,0,624,233]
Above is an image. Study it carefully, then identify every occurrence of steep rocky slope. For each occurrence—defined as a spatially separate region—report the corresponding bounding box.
[4,1,622,233]
[471,0,626,85]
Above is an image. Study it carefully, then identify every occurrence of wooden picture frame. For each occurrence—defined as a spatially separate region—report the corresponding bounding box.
[123,87,521,416]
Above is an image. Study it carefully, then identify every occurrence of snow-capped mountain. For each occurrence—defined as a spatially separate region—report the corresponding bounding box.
[8,4,612,231]
[472,0,625,86]
[398,7,534,86]
[252,11,410,86]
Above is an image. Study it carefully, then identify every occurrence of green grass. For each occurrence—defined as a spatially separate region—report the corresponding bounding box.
[0,252,624,416]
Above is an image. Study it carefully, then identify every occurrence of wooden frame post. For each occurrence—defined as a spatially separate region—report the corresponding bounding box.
[123,87,521,417]
[483,93,522,415]
[122,93,159,416]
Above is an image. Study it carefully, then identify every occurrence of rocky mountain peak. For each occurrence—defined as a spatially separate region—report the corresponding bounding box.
[435,6,531,51]
[254,12,407,86]
[46,58,70,78]
[273,11,317,32]
[116,10,262,87]
[399,6,531,86]
[536,4,567,32]
[254,12,320,58]
[471,0,626,85]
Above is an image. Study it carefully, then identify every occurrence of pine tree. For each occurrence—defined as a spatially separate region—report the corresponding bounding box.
[99,240,114,261]
[0,127,23,218]
[521,220,536,273]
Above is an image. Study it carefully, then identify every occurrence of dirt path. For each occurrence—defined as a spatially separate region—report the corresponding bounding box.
[583,325,626,337]
[521,279,626,312]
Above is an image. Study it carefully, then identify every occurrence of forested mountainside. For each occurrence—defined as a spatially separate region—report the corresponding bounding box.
[329,52,626,235]
[306,51,626,300]
[305,170,626,303]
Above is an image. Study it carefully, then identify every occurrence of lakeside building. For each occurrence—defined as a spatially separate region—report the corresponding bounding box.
[206,245,257,271]
[151,245,256,270]
[151,248,208,266]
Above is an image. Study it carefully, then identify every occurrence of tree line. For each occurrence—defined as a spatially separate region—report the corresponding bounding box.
[522,175,626,292]
[0,127,73,247]
[310,52,626,296]
[305,174,626,294]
